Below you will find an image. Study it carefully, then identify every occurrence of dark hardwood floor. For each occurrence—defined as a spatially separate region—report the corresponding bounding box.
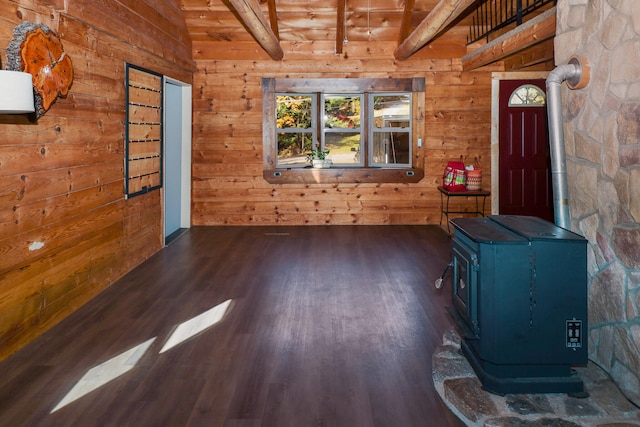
[0,225,463,427]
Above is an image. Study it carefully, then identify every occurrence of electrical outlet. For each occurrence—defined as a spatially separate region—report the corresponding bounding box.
[566,319,582,349]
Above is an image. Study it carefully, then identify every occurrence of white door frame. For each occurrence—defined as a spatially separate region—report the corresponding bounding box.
[163,77,192,241]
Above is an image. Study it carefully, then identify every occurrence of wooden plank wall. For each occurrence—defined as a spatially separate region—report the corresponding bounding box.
[0,0,195,361]
[192,40,499,226]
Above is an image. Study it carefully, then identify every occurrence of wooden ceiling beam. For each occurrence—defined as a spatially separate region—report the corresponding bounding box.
[398,0,415,44]
[266,0,280,39]
[336,0,346,54]
[461,7,556,71]
[394,0,476,60]
[227,0,284,60]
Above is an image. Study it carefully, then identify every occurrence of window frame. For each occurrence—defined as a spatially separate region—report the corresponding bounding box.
[508,84,546,107]
[263,78,425,184]
[369,93,412,168]
[275,93,317,168]
[322,93,364,167]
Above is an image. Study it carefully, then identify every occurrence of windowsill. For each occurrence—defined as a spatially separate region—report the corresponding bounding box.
[263,167,424,184]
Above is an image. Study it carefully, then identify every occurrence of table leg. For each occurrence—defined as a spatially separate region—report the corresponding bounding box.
[439,191,444,226]
[445,195,451,233]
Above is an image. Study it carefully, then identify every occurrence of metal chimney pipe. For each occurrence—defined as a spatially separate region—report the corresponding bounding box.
[545,55,590,229]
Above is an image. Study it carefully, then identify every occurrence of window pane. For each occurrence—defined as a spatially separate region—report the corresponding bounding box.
[373,95,410,129]
[372,132,410,165]
[324,95,361,129]
[277,95,313,129]
[508,84,546,106]
[325,132,361,165]
[278,132,312,166]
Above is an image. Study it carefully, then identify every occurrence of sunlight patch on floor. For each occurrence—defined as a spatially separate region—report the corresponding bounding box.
[50,299,232,414]
[51,337,156,413]
[160,299,232,353]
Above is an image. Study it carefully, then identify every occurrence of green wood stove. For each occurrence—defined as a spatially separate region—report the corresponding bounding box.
[449,215,588,395]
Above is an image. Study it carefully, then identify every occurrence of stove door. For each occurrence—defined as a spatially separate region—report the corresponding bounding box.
[452,240,480,338]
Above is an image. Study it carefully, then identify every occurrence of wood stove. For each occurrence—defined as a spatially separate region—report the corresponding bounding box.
[449,215,588,395]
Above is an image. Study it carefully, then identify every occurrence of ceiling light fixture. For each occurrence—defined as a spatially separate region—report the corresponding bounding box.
[343,0,348,43]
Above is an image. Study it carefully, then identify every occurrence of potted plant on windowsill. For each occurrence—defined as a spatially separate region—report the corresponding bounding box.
[307,148,332,168]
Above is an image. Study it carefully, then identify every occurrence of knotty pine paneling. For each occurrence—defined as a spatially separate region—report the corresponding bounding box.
[0,220,126,352]
[0,139,123,177]
[0,0,194,361]
[2,181,124,239]
[64,1,193,71]
[192,41,495,226]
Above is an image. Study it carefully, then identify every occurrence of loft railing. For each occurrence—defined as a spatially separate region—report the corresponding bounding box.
[466,0,556,44]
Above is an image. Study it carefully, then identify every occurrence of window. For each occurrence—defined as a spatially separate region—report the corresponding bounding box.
[370,94,411,168]
[323,94,363,166]
[264,78,425,184]
[508,84,546,107]
[276,94,316,167]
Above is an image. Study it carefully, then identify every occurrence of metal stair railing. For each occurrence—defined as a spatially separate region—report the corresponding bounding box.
[466,0,556,45]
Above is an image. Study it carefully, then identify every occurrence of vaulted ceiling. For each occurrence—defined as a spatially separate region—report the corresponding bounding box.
[179,0,556,70]
[181,0,462,43]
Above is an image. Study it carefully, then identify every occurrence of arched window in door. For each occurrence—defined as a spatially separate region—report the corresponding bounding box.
[508,84,546,107]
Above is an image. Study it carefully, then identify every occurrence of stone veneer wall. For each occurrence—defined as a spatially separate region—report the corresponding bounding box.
[555,0,640,406]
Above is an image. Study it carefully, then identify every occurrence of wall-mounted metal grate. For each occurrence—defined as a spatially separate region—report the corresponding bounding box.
[466,0,556,45]
[125,64,163,197]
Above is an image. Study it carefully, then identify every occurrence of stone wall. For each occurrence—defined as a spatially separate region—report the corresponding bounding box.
[555,0,640,406]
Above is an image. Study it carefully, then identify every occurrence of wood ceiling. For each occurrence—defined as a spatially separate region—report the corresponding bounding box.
[179,0,556,70]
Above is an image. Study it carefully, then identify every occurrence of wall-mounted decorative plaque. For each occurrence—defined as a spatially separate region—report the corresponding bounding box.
[6,22,74,118]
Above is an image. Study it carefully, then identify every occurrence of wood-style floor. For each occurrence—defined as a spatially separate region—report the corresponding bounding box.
[0,225,463,427]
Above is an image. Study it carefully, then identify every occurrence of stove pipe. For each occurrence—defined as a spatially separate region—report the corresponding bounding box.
[545,55,590,230]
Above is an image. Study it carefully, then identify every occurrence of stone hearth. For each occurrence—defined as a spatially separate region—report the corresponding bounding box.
[433,329,640,426]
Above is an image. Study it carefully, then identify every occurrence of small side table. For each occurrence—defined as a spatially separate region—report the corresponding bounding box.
[438,186,490,232]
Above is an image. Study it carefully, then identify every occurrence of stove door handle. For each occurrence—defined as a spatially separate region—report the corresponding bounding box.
[471,254,479,271]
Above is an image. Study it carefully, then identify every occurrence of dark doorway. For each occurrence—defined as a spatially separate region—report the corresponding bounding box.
[498,79,554,222]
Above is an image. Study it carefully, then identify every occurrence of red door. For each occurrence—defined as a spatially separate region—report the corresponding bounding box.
[499,79,553,222]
